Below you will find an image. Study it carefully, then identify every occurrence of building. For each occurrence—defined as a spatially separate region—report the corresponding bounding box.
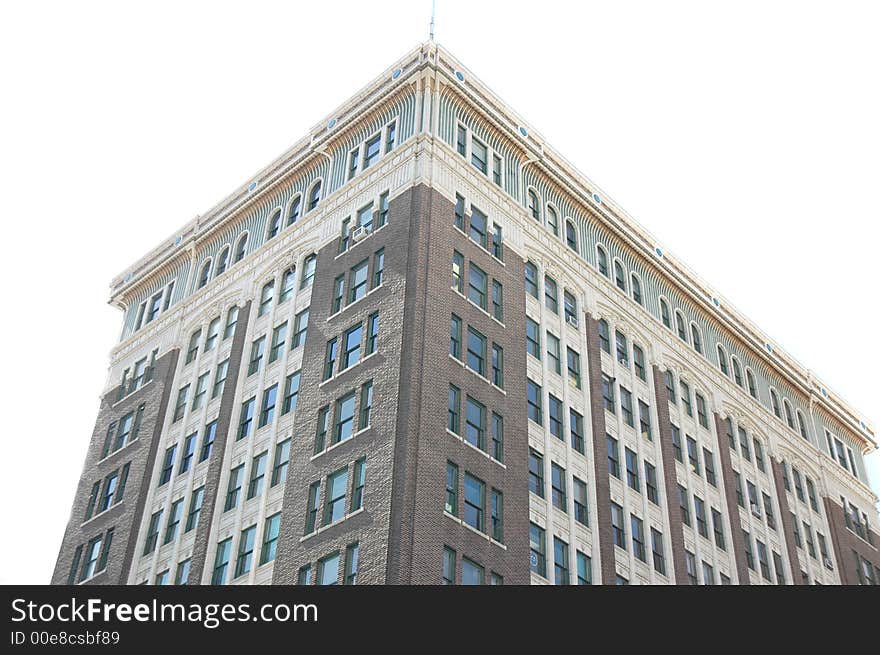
[52,42,880,586]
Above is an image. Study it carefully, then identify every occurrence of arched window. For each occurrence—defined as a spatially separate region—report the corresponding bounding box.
[565,220,578,252]
[675,310,688,342]
[783,400,795,430]
[215,246,230,277]
[659,297,671,329]
[770,389,781,418]
[300,254,317,289]
[547,206,559,236]
[266,209,282,240]
[527,190,540,222]
[690,323,703,354]
[717,345,729,376]
[731,356,743,387]
[746,369,757,399]
[630,273,642,305]
[287,195,302,226]
[796,410,809,441]
[596,245,609,277]
[307,180,322,212]
[614,260,626,292]
[234,233,248,264]
[197,259,212,290]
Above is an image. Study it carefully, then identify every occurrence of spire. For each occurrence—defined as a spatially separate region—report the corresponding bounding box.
[429,0,436,41]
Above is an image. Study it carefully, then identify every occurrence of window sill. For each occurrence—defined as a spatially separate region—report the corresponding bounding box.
[442,511,507,550]
[112,380,154,407]
[80,502,123,528]
[76,569,108,586]
[310,426,371,461]
[445,428,506,469]
[95,438,140,467]
[447,353,505,395]
[326,283,384,322]
[319,351,378,388]
[300,507,365,543]
[450,288,506,329]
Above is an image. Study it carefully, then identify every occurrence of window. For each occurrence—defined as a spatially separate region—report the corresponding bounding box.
[544,331,561,374]
[342,324,362,370]
[204,317,220,352]
[450,314,462,359]
[224,465,244,511]
[530,523,546,577]
[258,281,274,316]
[739,426,751,461]
[234,525,257,578]
[307,181,322,212]
[317,552,339,586]
[551,463,567,512]
[577,551,592,585]
[351,458,366,511]
[645,461,658,504]
[445,461,458,515]
[269,322,287,363]
[625,448,640,490]
[685,551,698,585]
[650,528,666,575]
[333,393,356,445]
[602,374,615,414]
[687,436,700,474]
[158,446,176,486]
[266,209,281,240]
[287,195,302,226]
[569,476,589,525]
[704,448,716,486]
[611,502,625,548]
[197,260,211,290]
[371,248,384,288]
[632,515,646,562]
[596,245,609,277]
[690,323,702,354]
[469,206,488,249]
[569,408,585,455]
[639,400,652,441]
[797,411,809,441]
[491,413,503,462]
[200,421,217,462]
[490,489,503,543]
[607,435,620,478]
[260,513,281,566]
[567,347,581,389]
[282,370,301,415]
[468,263,488,310]
[615,330,628,366]
[679,485,691,526]
[324,468,349,525]
[620,386,633,426]
[292,309,309,348]
[694,495,708,538]
[471,137,488,173]
[448,385,460,434]
[524,261,539,298]
[491,344,503,388]
[305,482,321,534]
[491,280,503,322]
[757,539,771,581]
[614,260,626,292]
[211,538,231,585]
[746,369,758,399]
[173,386,189,422]
[300,254,316,289]
[359,380,372,429]
[442,547,456,584]
[247,452,267,499]
[465,396,486,450]
[633,343,646,381]
[248,336,265,376]
[598,319,610,353]
[631,274,643,305]
[179,434,196,474]
[528,449,544,497]
[565,220,578,252]
[232,233,248,264]
[675,311,687,342]
[175,559,191,585]
[659,298,671,329]
[366,312,379,355]
[349,260,368,303]
[144,510,162,555]
[211,359,229,398]
[456,125,467,156]
[544,275,558,313]
[527,190,540,221]
[452,250,464,293]
[763,492,775,530]
[464,473,485,532]
[754,438,765,472]
[671,423,683,462]
[271,439,291,487]
[771,389,781,418]
[466,327,486,377]
[491,223,503,260]
[711,508,726,550]
[492,154,502,187]
[238,397,255,440]
[527,379,543,424]
[223,306,239,340]
[323,338,338,381]
[732,357,743,387]
[185,330,201,365]
[185,487,204,533]
[297,566,312,586]
[784,400,795,431]
[554,537,570,585]
[548,395,563,440]
[680,380,692,416]
[526,318,540,359]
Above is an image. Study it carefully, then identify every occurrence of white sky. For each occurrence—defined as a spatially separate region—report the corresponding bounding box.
[0,1,877,584]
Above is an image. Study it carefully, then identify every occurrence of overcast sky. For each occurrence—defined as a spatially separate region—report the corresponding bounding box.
[0,1,877,584]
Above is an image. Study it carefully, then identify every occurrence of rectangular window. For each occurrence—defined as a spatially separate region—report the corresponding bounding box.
[224,465,244,512]
[452,251,464,293]
[570,409,584,454]
[528,449,544,498]
[359,380,373,429]
[563,290,577,325]
[333,392,356,445]
[704,448,717,486]
[546,331,561,373]
[342,324,362,370]
[526,317,540,359]
[158,446,176,486]
[247,451,267,499]
[363,134,380,168]
[324,467,349,525]
[694,495,708,538]
[442,547,456,585]
[344,543,359,585]
[323,338,338,381]
[615,330,628,365]
[185,487,204,533]
[530,523,546,578]
[471,137,488,174]
[567,347,581,389]
[554,537,570,585]
[524,262,538,298]
[577,551,592,585]
[492,280,503,322]
[712,508,726,550]
[687,436,700,475]
[143,510,162,556]
[544,276,558,314]
[602,374,615,414]
[679,485,691,526]
[464,473,485,532]
[631,515,646,562]
[625,448,640,491]
[638,400,652,441]
[212,359,229,399]
[685,551,697,585]
[633,343,646,381]
[365,312,379,355]
[269,322,287,363]
[469,206,488,248]
[282,371,301,415]
[492,154,502,186]
[185,330,200,365]
[527,379,543,424]
[351,458,366,511]
[349,260,369,304]
[234,525,256,579]
[492,413,503,462]
[223,306,238,340]
[259,513,281,566]
[292,309,309,348]
[680,380,692,416]
[211,539,231,585]
[491,343,503,388]
[491,489,503,542]
[607,435,620,479]
[258,282,274,317]
[611,502,625,548]
[271,439,291,487]
[645,461,658,505]
[238,397,255,440]
[573,477,589,526]
[173,386,189,422]
[551,463,567,513]
[598,319,611,353]
[248,337,265,376]
[549,395,563,440]
[305,482,321,534]
[258,384,277,428]
[445,461,458,515]
[696,392,708,428]
[191,373,209,410]
[448,385,460,434]
[454,194,465,230]
[620,386,634,426]
[671,424,683,462]
[651,528,666,575]
[468,263,488,310]
[465,396,486,450]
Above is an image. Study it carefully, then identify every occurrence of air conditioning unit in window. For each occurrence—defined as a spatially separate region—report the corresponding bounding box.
[351,225,371,243]
[618,356,629,367]
[750,502,762,518]
[566,314,579,328]
[823,557,834,570]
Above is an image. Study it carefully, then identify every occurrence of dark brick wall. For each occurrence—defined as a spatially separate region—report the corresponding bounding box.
[389,186,530,585]
[770,458,800,584]
[584,314,615,584]
[651,365,688,584]
[51,349,179,584]
[712,412,750,584]
[187,301,251,584]
[823,497,880,585]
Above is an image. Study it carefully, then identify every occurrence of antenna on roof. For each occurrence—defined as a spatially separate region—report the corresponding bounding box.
[429,0,436,41]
